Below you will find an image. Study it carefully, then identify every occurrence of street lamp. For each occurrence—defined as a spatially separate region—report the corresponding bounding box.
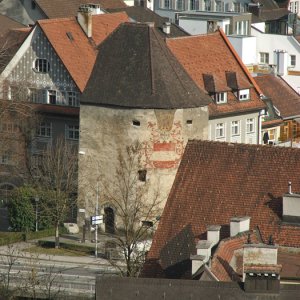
[35,197,39,232]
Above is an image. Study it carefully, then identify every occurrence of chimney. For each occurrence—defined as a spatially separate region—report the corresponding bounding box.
[283,185,300,222]
[243,243,281,293]
[275,50,288,76]
[230,216,250,237]
[207,225,221,247]
[78,5,93,38]
[190,240,212,276]
[163,22,171,35]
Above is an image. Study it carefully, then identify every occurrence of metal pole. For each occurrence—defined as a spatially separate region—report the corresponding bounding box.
[35,197,39,232]
[95,182,99,258]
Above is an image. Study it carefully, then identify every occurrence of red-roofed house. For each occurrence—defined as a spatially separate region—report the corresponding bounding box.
[0,9,129,202]
[167,30,266,144]
[144,140,300,281]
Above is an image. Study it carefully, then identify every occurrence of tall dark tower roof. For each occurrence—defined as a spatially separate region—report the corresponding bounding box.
[81,22,211,109]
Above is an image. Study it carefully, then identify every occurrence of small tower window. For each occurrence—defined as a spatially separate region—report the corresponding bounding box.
[138,169,147,182]
[132,120,140,126]
[186,120,193,125]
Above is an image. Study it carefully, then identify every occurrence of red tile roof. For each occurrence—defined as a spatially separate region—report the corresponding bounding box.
[145,140,300,278]
[166,30,265,118]
[35,0,127,19]
[211,232,260,281]
[38,12,129,92]
[254,74,300,119]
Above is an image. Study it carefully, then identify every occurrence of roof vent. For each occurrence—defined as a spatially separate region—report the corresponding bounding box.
[163,22,171,35]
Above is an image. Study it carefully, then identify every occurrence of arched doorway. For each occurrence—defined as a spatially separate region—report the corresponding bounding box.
[104,207,115,234]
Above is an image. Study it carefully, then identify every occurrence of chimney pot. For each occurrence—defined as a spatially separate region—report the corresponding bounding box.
[288,181,292,194]
[163,22,171,35]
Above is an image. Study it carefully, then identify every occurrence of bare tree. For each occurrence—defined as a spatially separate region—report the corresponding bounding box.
[33,137,78,248]
[0,243,21,299]
[103,142,162,277]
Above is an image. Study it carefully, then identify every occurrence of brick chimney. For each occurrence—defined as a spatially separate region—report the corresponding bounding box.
[243,244,281,293]
[230,216,250,237]
[78,5,93,38]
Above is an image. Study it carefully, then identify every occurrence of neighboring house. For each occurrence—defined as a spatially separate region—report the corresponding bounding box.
[0,0,127,25]
[174,11,252,35]
[154,0,251,21]
[96,277,300,299]
[78,22,211,232]
[107,5,189,37]
[167,29,266,144]
[0,9,129,201]
[276,0,300,17]
[254,74,300,145]
[143,140,300,281]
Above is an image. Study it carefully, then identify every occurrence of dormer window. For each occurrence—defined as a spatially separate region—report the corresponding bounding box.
[34,58,50,73]
[239,89,250,101]
[215,92,227,104]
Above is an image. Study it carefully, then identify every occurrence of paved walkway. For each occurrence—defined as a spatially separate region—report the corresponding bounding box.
[0,232,121,267]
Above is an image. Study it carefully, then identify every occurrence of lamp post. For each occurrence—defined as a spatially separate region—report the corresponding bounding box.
[35,197,39,232]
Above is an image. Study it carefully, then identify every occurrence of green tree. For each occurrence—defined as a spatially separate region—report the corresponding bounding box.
[7,186,36,233]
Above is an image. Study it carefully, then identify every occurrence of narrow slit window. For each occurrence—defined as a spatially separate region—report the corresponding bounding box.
[138,170,147,182]
[133,120,140,126]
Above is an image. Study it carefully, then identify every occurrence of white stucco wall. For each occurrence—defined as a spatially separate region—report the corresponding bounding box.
[228,36,257,65]
[208,111,259,144]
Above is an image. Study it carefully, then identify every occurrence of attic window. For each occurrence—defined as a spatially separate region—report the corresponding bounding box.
[186,120,193,125]
[239,89,250,101]
[66,32,74,41]
[138,170,147,182]
[132,120,140,126]
[215,92,227,104]
[34,58,50,73]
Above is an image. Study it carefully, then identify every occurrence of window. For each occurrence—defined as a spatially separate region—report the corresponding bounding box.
[204,0,211,11]
[48,90,57,104]
[246,118,255,133]
[215,92,227,104]
[260,52,269,64]
[190,0,196,10]
[164,0,170,8]
[216,123,225,138]
[233,2,240,12]
[132,120,140,126]
[37,122,51,137]
[34,58,50,73]
[142,220,153,227]
[236,20,248,35]
[176,0,183,10]
[1,152,11,165]
[239,89,250,101]
[66,91,79,107]
[186,120,193,125]
[216,1,224,12]
[66,125,79,140]
[225,24,230,35]
[138,170,147,182]
[231,120,240,136]
[290,55,296,67]
[0,122,18,133]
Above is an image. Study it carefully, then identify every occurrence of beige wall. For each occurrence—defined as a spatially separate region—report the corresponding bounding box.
[78,104,209,227]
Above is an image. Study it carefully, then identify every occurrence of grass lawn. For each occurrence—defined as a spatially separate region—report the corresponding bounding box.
[24,245,90,256]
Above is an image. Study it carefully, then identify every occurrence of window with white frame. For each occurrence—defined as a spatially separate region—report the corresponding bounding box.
[231,120,240,136]
[239,89,250,101]
[66,91,79,107]
[1,152,11,165]
[289,1,298,13]
[0,122,18,133]
[176,0,184,10]
[225,24,230,35]
[37,122,51,137]
[204,0,211,10]
[34,58,50,73]
[290,55,296,67]
[48,90,57,104]
[164,0,170,8]
[216,123,225,138]
[66,124,79,140]
[260,52,269,64]
[236,20,248,35]
[246,118,255,133]
[215,92,227,104]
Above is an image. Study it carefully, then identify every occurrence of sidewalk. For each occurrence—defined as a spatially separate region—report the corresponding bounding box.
[0,232,121,267]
